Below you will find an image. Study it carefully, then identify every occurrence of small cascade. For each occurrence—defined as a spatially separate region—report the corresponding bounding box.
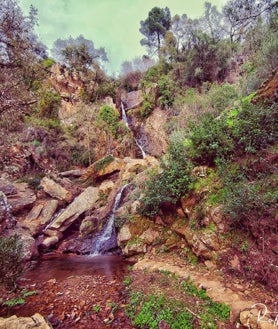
[90,184,129,256]
[121,102,129,127]
[121,102,147,158]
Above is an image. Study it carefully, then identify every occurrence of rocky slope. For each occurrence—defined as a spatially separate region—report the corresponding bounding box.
[0,66,277,328]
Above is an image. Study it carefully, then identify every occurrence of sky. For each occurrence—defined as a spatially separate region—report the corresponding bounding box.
[19,0,227,76]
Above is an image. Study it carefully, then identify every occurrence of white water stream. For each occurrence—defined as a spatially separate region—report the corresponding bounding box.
[91,184,129,256]
[121,102,147,158]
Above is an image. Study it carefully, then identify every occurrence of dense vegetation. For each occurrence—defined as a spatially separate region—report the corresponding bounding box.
[0,0,277,301]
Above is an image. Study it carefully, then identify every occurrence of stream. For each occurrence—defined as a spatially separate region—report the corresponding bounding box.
[24,253,132,282]
[1,254,133,328]
[121,102,147,158]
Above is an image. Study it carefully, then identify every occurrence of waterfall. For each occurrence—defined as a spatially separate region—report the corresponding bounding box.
[90,184,129,256]
[121,102,147,158]
[121,102,129,127]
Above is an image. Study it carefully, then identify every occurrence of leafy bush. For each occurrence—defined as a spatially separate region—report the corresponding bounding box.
[0,235,24,289]
[140,139,193,217]
[187,113,234,165]
[97,105,120,137]
[223,179,278,234]
[232,103,278,154]
[208,83,239,114]
[157,75,175,109]
[140,98,154,118]
[41,58,55,69]
[36,87,61,119]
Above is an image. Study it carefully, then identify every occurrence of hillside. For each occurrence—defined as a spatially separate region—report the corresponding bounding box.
[0,1,277,328]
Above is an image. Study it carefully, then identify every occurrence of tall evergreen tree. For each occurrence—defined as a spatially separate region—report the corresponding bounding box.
[139,7,171,56]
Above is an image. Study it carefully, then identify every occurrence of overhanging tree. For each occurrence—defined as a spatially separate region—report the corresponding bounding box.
[0,0,47,118]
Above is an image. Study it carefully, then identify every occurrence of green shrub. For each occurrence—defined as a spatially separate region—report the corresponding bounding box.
[36,88,61,119]
[187,113,234,165]
[41,58,55,69]
[208,83,239,114]
[157,75,175,109]
[70,144,92,167]
[0,235,24,289]
[94,154,114,171]
[140,140,193,217]
[222,179,278,233]
[97,105,120,137]
[232,103,278,154]
[140,99,154,118]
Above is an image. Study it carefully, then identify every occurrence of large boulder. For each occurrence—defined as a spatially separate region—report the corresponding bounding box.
[81,156,124,183]
[40,177,73,203]
[172,219,220,260]
[0,178,17,195]
[122,90,143,110]
[20,232,39,260]
[42,187,99,247]
[0,313,52,329]
[21,200,59,236]
[7,183,36,214]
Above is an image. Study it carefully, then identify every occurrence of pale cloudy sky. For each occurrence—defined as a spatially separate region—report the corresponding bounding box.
[19,0,227,76]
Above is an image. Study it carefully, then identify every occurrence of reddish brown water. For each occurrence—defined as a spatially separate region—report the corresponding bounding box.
[1,254,134,328]
[24,253,132,282]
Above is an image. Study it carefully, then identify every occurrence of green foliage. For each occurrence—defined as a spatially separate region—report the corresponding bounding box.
[2,289,37,308]
[222,179,278,232]
[2,297,25,307]
[95,81,117,100]
[70,144,91,167]
[17,174,43,190]
[92,304,101,313]
[41,58,55,69]
[21,289,37,298]
[243,23,278,93]
[94,154,114,171]
[140,139,193,217]
[0,235,24,289]
[157,75,175,109]
[208,83,239,114]
[97,105,120,137]
[140,7,171,54]
[123,276,132,286]
[141,61,172,86]
[232,103,278,154]
[127,293,193,329]
[25,116,61,131]
[181,277,230,329]
[181,277,208,300]
[126,286,229,329]
[140,98,155,118]
[36,87,61,119]
[187,113,234,165]
[52,35,108,72]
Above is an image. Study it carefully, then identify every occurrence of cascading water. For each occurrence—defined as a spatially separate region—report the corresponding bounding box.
[90,184,129,256]
[121,102,147,158]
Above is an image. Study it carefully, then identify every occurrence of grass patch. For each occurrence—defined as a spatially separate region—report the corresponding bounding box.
[125,271,230,329]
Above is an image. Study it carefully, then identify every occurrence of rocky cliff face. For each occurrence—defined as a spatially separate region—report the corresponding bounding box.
[2,63,276,297]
